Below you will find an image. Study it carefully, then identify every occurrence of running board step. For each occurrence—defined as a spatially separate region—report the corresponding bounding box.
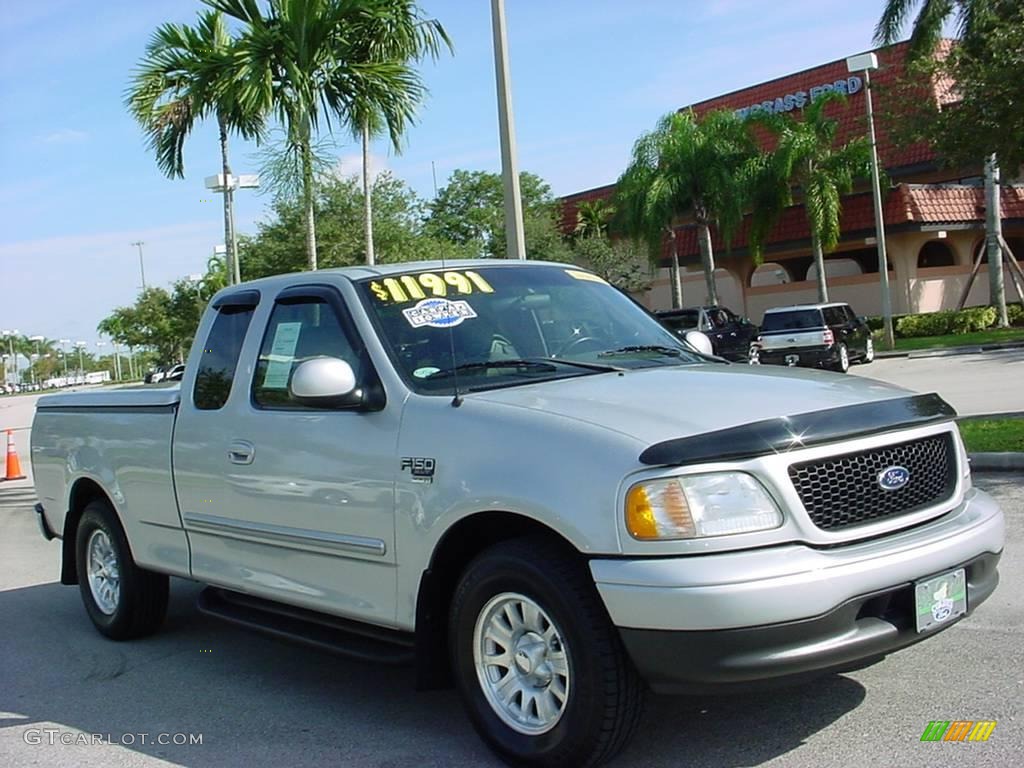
[197,587,414,665]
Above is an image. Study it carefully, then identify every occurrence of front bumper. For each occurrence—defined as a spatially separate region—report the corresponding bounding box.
[619,551,998,693]
[591,487,1004,692]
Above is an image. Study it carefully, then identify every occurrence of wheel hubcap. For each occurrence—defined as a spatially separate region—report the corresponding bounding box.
[86,529,120,615]
[473,592,570,735]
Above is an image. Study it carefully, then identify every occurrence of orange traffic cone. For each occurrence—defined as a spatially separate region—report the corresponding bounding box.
[2,429,27,481]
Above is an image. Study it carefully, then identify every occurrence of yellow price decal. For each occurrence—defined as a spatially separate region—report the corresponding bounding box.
[370,271,494,303]
[564,269,607,284]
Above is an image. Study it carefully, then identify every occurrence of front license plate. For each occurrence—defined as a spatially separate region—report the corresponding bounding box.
[785,354,799,366]
[915,568,967,632]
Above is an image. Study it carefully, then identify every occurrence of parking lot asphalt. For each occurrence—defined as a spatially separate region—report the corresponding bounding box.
[1,473,1020,768]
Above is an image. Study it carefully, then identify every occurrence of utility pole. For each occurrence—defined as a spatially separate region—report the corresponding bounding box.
[490,0,526,260]
[131,241,147,289]
[984,155,1008,327]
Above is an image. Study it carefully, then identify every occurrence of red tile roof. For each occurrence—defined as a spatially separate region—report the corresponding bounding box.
[663,183,1024,263]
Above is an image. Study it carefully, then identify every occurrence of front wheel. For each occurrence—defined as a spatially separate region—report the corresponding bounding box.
[450,538,645,768]
[75,499,169,640]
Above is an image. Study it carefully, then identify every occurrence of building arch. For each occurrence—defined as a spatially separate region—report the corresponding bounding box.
[917,240,956,269]
[806,257,865,281]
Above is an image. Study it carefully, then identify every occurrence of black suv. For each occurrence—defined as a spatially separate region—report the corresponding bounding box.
[751,302,874,373]
[656,306,759,361]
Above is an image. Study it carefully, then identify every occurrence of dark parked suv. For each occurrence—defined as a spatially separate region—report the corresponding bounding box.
[656,306,758,361]
[751,302,874,373]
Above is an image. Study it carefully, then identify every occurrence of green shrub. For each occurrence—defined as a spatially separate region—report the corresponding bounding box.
[896,310,955,337]
[950,306,996,334]
[1008,303,1024,326]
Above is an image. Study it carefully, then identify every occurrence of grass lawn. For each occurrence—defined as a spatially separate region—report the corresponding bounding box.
[958,418,1024,453]
[888,327,1024,352]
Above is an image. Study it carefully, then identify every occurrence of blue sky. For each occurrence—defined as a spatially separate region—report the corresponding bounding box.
[1,0,896,346]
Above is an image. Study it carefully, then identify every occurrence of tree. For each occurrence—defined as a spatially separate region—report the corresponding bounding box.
[615,110,756,308]
[572,236,652,294]
[126,10,263,285]
[426,169,567,260]
[748,93,873,302]
[240,172,472,278]
[347,2,452,265]
[208,0,431,272]
[574,200,615,240]
[876,0,1016,326]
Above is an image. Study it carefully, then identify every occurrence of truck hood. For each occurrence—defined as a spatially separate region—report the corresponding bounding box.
[471,363,917,448]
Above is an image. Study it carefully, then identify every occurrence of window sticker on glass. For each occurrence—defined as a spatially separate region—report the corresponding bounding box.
[564,269,607,283]
[369,271,494,303]
[262,321,302,389]
[402,298,478,328]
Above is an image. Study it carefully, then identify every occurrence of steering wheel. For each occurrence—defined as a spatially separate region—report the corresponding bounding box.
[553,336,603,357]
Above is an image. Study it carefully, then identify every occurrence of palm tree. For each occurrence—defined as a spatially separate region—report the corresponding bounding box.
[615,109,755,307]
[126,10,263,285]
[875,0,983,60]
[208,0,435,271]
[749,93,873,302]
[574,199,615,240]
[875,0,1009,326]
[348,1,451,265]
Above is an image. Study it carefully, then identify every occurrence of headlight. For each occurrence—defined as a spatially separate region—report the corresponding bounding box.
[625,472,782,540]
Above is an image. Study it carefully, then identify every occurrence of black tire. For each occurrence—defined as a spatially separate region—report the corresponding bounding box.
[831,343,850,373]
[449,537,645,768]
[75,499,169,640]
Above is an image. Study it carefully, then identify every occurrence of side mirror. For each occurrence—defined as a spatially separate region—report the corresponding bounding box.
[683,330,714,356]
[289,357,361,407]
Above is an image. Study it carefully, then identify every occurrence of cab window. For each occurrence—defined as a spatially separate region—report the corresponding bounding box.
[253,298,362,408]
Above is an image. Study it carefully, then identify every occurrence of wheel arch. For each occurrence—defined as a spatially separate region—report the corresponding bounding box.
[60,477,120,585]
[413,510,583,691]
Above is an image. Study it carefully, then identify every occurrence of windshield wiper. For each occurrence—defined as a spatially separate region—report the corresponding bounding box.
[598,345,685,358]
[426,359,559,380]
[427,357,622,381]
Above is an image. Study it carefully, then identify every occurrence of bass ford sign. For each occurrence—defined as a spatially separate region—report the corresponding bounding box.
[734,75,863,118]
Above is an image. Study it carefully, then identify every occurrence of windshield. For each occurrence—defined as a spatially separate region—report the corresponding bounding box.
[761,309,823,331]
[359,264,707,393]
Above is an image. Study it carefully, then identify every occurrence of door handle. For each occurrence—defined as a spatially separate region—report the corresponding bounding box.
[228,440,255,465]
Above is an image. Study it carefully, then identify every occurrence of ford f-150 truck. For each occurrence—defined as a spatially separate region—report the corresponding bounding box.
[31,260,1004,767]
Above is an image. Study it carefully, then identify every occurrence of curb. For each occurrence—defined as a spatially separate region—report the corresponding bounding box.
[968,452,1024,471]
[875,339,1024,360]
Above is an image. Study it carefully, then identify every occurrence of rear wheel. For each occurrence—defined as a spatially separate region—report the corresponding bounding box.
[450,538,645,768]
[75,499,169,639]
[832,343,850,373]
[862,338,875,364]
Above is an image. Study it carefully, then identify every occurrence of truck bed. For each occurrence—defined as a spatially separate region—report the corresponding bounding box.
[31,384,190,577]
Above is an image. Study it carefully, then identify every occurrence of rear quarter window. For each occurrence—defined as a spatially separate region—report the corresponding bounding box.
[761,309,824,331]
[193,306,255,410]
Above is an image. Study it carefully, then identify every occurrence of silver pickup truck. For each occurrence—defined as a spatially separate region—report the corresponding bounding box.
[31,260,1004,767]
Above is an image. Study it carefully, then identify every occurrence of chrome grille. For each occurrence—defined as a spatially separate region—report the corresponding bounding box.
[788,433,956,532]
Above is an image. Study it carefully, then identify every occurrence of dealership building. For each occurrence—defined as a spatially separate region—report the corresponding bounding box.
[562,41,1024,320]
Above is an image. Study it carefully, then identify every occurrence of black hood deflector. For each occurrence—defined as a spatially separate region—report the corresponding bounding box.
[638,393,957,466]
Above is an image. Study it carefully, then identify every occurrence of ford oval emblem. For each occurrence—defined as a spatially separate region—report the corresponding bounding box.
[878,466,910,491]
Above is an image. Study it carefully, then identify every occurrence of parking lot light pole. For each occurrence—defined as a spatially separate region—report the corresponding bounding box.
[846,52,895,350]
[205,174,259,285]
[490,0,526,260]
[131,241,147,289]
[74,341,87,376]
[1,330,19,384]
[29,335,45,385]
[59,339,70,376]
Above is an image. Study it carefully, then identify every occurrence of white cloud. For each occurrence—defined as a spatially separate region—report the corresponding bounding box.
[332,152,389,183]
[39,128,88,144]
